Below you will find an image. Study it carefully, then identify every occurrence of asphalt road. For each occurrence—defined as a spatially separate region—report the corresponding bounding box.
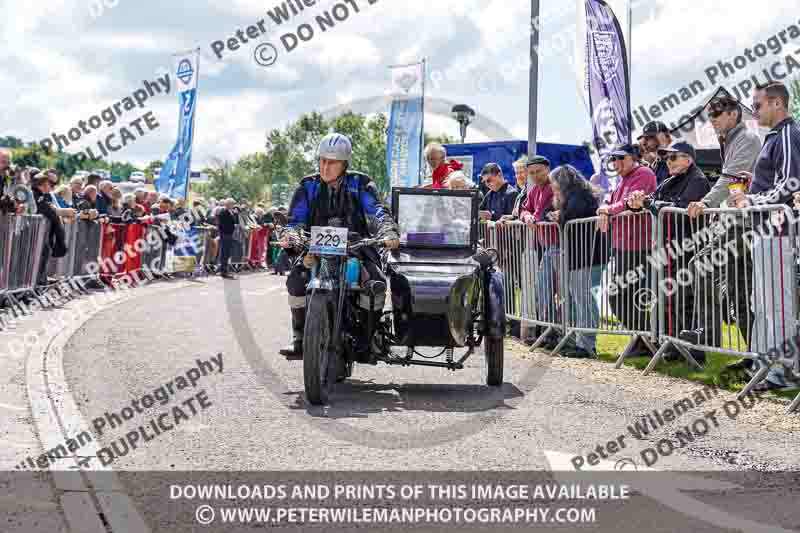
[52,272,800,532]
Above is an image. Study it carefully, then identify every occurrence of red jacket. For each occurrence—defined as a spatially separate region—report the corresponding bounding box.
[521,182,558,247]
[604,165,657,251]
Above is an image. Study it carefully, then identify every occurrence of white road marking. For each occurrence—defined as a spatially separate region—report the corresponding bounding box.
[0,401,26,410]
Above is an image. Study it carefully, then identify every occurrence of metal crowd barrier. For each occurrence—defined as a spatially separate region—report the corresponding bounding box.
[480,219,563,347]
[98,222,153,286]
[483,221,526,320]
[646,206,800,407]
[0,215,15,294]
[7,215,49,293]
[72,219,104,284]
[198,225,218,273]
[139,224,165,277]
[230,226,253,272]
[48,220,79,280]
[484,205,800,414]
[248,226,270,269]
[0,215,49,316]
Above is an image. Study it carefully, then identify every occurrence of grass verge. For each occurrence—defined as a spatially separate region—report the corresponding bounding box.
[593,333,797,401]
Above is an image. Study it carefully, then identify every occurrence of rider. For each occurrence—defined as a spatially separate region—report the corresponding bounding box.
[279,133,400,359]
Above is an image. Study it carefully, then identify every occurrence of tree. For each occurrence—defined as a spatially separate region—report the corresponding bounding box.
[424,132,458,146]
[197,109,450,203]
[2,134,143,179]
[0,136,23,149]
[144,160,163,182]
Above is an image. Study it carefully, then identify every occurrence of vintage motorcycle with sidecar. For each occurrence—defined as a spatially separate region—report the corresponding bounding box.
[293,187,505,405]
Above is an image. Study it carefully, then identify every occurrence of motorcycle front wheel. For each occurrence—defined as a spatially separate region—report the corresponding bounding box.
[304,294,336,405]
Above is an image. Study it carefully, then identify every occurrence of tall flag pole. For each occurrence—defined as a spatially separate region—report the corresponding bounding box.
[386,60,425,189]
[156,48,200,200]
[529,0,540,157]
[419,57,427,184]
[576,0,631,189]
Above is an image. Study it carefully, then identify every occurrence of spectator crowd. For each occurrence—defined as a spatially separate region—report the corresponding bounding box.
[422,82,800,392]
[3,80,800,392]
[0,154,292,288]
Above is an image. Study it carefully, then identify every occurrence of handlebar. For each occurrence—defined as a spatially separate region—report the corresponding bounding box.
[349,238,387,252]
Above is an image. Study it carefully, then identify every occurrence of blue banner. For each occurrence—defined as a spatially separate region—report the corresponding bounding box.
[156,50,200,200]
[173,226,200,257]
[583,0,630,179]
[386,61,424,189]
[386,98,423,188]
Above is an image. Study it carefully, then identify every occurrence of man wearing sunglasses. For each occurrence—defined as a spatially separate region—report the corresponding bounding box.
[596,144,657,355]
[727,81,800,391]
[627,142,710,363]
[682,95,761,359]
[637,121,672,185]
[688,95,761,216]
[729,82,800,210]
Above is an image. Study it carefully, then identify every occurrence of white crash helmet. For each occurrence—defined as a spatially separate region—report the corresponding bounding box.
[318,133,352,162]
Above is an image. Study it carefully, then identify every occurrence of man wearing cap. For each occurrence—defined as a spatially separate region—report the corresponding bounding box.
[637,121,672,184]
[597,144,657,353]
[627,142,710,362]
[519,156,553,225]
[478,163,517,221]
[681,94,761,358]
[627,143,709,210]
[519,156,561,347]
[688,95,762,215]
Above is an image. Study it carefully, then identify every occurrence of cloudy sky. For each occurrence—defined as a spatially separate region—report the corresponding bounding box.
[2,0,799,169]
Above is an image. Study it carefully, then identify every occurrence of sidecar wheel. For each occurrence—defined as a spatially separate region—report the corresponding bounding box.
[484,336,504,386]
[304,296,335,405]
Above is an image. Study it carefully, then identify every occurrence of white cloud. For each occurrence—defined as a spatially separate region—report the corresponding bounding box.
[3,0,797,172]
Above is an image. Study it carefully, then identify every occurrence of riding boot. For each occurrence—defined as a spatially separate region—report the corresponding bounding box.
[279,307,306,359]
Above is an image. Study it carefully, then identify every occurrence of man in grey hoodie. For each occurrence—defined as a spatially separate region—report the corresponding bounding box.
[681,95,762,353]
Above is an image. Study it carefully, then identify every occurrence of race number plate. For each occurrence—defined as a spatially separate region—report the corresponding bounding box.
[309,226,348,256]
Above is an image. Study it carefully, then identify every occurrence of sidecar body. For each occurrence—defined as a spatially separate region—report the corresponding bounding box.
[387,188,500,348]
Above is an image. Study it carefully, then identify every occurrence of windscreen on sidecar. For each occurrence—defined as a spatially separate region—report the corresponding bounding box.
[390,188,479,250]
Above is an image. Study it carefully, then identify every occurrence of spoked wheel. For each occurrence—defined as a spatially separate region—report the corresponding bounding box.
[484,336,504,386]
[303,295,337,405]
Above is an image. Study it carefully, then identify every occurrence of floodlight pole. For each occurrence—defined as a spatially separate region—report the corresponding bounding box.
[529,0,540,157]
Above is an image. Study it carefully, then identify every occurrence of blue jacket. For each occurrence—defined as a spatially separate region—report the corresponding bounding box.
[95,192,110,215]
[288,171,398,240]
[750,117,800,206]
[479,182,517,221]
